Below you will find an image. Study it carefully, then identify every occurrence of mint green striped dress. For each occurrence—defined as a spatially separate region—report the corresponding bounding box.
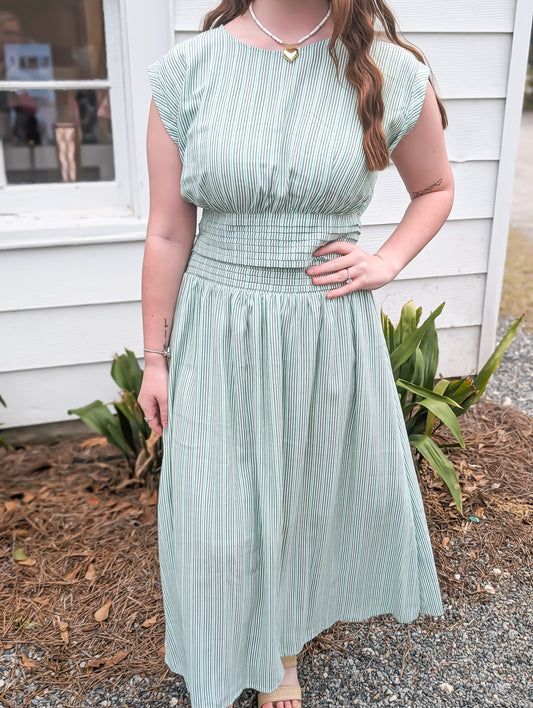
[148,24,443,708]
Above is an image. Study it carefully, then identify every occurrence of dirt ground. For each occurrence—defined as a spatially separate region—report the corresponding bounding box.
[500,227,533,329]
[0,399,531,707]
[510,112,533,243]
[500,112,533,330]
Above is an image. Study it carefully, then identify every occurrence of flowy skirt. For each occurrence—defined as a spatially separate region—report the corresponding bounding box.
[158,248,444,708]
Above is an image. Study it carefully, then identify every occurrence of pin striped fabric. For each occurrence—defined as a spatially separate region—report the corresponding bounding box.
[148,24,443,708]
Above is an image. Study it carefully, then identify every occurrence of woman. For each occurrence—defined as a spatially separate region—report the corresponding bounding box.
[139,1,454,707]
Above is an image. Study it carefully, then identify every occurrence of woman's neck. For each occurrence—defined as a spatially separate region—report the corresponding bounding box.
[248,0,331,40]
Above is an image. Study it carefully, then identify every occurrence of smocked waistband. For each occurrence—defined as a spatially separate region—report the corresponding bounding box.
[185,250,353,293]
[191,210,362,267]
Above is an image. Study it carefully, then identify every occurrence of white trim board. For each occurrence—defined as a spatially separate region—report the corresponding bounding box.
[477,0,533,369]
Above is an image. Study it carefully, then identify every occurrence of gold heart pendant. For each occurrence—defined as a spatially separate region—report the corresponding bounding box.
[283,47,299,63]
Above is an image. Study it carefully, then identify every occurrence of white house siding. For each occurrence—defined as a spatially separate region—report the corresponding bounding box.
[175,0,530,376]
[0,0,531,429]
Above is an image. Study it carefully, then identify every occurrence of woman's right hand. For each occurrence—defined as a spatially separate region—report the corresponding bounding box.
[138,361,169,436]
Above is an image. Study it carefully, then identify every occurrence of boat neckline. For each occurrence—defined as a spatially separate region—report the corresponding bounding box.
[220,23,333,52]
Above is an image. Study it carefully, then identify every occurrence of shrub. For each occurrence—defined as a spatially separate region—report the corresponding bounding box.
[0,394,12,450]
[381,301,522,512]
[68,349,161,484]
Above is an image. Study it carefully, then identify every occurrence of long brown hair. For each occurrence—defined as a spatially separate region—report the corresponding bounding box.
[201,0,447,171]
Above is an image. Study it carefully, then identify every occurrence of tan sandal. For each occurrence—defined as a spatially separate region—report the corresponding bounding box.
[257,655,302,707]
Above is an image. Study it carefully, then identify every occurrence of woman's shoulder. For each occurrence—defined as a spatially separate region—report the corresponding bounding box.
[370,36,427,79]
[155,26,223,67]
[369,36,430,109]
[147,28,222,153]
[368,37,431,152]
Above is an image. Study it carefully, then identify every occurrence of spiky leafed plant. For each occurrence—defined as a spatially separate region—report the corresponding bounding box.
[0,395,13,449]
[381,301,522,512]
[68,349,161,484]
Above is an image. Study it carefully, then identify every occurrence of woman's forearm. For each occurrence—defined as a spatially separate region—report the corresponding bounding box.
[141,234,194,367]
[143,97,198,369]
[374,187,454,280]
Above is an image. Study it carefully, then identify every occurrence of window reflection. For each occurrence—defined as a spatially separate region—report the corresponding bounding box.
[0,1,114,184]
[1,88,114,183]
[0,1,107,81]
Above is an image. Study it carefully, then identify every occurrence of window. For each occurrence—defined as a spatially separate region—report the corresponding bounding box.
[0,0,131,213]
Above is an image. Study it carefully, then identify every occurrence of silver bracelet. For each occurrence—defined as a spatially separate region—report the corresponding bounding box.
[144,347,171,358]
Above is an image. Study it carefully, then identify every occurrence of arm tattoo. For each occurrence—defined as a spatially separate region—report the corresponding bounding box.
[163,317,169,348]
[412,178,443,200]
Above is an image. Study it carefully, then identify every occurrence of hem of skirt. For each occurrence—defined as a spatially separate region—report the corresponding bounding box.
[163,601,445,708]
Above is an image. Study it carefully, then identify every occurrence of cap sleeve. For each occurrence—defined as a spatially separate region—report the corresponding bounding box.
[147,45,187,156]
[385,52,430,154]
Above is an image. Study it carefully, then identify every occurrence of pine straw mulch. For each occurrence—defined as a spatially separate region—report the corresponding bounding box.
[0,399,531,706]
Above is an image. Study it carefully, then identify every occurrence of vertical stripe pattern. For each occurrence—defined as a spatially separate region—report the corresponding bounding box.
[148,25,440,708]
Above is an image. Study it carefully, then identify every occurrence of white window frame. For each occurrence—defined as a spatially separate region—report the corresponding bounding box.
[0,0,174,229]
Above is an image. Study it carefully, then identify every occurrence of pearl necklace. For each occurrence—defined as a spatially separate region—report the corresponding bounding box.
[248,1,332,63]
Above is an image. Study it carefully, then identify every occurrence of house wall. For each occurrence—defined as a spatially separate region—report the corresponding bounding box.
[175,0,530,375]
[0,0,531,429]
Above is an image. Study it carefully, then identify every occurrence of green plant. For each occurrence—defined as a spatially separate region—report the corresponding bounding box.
[0,394,13,449]
[68,348,161,483]
[381,301,522,512]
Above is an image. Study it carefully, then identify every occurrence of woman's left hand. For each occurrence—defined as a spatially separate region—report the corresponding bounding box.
[306,241,396,298]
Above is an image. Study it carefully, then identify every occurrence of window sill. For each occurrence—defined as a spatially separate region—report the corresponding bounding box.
[0,210,148,250]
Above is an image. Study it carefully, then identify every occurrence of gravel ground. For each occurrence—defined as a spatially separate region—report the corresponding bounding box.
[1,316,531,708]
[2,569,532,707]
[485,315,533,417]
